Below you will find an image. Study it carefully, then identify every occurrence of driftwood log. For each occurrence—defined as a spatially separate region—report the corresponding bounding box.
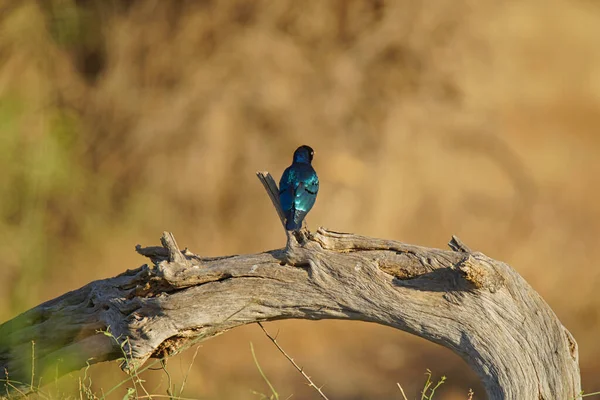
[0,172,581,400]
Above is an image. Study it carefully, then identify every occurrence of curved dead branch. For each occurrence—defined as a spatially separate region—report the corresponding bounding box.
[0,173,581,400]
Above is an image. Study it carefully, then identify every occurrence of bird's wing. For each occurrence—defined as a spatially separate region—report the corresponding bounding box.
[278,167,296,213]
[295,174,318,212]
[278,167,291,193]
[304,174,319,195]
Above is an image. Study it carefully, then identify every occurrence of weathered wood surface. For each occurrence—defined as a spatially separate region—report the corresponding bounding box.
[0,174,581,400]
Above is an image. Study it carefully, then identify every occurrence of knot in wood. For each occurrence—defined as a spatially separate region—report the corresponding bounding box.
[456,255,504,292]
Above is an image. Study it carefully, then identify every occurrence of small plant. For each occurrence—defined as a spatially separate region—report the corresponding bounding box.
[250,342,279,400]
[397,369,449,400]
[6,330,600,400]
[256,322,329,400]
[98,328,204,400]
[421,369,446,400]
[576,390,600,399]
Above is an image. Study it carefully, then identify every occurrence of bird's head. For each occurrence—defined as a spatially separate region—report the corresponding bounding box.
[293,145,315,164]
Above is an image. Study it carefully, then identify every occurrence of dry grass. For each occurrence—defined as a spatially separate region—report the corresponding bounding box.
[0,0,599,398]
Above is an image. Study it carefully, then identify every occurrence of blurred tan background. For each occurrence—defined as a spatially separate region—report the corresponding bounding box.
[0,0,599,398]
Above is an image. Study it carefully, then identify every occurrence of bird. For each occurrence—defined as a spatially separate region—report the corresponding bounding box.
[279,145,319,231]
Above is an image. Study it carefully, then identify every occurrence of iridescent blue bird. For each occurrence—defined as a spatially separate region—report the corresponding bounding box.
[279,145,319,231]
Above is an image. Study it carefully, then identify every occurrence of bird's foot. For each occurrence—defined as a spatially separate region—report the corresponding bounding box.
[293,227,313,245]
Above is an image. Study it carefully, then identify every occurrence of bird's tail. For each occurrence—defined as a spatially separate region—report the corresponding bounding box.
[285,210,306,230]
[285,218,302,230]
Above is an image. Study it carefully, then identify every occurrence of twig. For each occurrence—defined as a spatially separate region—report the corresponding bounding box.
[178,345,201,397]
[257,322,329,400]
[448,235,472,253]
[160,231,187,264]
[578,391,600,399]
[160,358,173,398]
[428,374,446,398]
[136,395,200,400]
[250,342,279,400]
[5,381,29,399]
[397,383,408,400]
[421,370,433,400]
[256,171,286,229]
[3,370,28,399]
[30,341,35,391]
